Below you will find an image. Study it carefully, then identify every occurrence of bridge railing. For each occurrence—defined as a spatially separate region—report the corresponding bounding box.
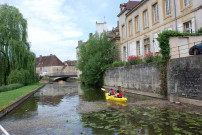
[49,72,77,76]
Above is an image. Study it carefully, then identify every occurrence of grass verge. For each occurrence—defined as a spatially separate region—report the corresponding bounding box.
[0,82,45,108]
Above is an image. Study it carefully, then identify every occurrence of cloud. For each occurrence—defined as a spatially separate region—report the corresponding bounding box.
[1,0,128,61]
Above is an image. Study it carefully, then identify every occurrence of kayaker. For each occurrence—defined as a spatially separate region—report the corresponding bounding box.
[109,89,115,96]
[114,90,122,98]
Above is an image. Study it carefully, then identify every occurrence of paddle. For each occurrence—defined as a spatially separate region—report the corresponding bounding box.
[101,88,127,92]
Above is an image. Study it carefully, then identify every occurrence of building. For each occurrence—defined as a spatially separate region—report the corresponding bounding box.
[36,54,64,74]
[62,60,77,74]
[96,21,107,35]
[108,21,121,60]
[118,0,202,61]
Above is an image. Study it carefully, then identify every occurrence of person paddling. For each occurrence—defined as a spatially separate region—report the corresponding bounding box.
[109,89,115,96]
[114,90,122,98]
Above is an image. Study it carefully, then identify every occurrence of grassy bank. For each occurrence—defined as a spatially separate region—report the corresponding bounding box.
[0,82,45,108]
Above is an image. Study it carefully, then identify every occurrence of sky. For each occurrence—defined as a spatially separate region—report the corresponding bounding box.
[0,0,137,61]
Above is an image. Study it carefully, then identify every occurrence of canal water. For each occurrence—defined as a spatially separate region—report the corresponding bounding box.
[0,81,202,135]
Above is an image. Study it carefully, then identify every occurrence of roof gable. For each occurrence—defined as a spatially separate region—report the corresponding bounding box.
[36,55,64,67]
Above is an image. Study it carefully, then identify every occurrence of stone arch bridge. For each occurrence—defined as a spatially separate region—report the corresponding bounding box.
[48,72,77,82]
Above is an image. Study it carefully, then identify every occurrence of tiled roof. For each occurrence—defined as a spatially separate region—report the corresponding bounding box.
[117,1,140,17]
[36,54,64,67]
[122,1,140,8]
[64,60,76,66]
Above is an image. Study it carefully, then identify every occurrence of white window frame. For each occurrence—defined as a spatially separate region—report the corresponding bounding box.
[135,16,139,32]
[153,3,159,22]
[136,41,141,56]
[165,0,171,15]
[129,20,133,36]
[184,0,191,7]
[144,10,148,27]
[184,21,192,33]
[144,38,150,54]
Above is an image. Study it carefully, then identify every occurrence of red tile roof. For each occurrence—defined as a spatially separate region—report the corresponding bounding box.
[122,1,140,9]
[118,1,140,17]
[36,54,64,67]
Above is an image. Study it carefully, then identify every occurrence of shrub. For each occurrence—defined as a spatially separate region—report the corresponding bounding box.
[7,69,32,85]
[42,76,50,80]
[0,83,24,92]
[111,61,125,67]
[197,27,202,34]
[143,52,154,63]
[127,55,143,65]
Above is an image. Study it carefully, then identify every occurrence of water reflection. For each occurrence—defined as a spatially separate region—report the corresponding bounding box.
[78,84,105,102]
[38,82,78,106]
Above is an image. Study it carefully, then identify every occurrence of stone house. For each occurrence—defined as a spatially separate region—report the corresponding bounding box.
[36,54,64,74]
[62,60,77,74]
[118,0,202,61]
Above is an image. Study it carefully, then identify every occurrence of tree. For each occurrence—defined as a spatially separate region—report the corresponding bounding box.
[0,4,38,85]
[77,32,117,86]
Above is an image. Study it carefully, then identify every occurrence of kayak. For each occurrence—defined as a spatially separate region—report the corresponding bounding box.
[105,93,127,103]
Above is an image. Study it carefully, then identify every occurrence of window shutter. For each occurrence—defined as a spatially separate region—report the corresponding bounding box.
[192,18,195,33]
[140,40,143,56]
[154,33,160,52]
[121,47,123,61]
[178,23,183,32]
[133,42,137,56]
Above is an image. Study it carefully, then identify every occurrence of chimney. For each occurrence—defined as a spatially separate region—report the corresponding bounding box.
[50,54,52,56]
[117,21,119,27]
[40,55,42,58]
[78,40,83,46]
[89,33,93,38]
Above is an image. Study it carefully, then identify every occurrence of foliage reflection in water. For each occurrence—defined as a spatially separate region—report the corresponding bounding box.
[81,107,202,135]
[79,84,105,101]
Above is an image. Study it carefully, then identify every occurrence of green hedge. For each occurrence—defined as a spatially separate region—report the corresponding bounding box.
[0,83,24,92]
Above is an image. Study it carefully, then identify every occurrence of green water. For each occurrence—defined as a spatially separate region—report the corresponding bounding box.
[0,82,201,135]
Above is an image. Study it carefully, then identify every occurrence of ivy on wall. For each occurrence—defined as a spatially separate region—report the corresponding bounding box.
[157,30,202,96]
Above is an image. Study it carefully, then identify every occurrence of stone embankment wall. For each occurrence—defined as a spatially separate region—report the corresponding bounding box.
[104,62,160,94]
[104,55,202,104]
[167,55,202,100]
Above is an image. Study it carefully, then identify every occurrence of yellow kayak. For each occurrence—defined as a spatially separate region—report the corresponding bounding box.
[105,93,127,103]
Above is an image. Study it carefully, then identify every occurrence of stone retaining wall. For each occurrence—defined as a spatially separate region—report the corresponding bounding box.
[104,55,202,105]
[167,55,202,100]
[104,62,161,94]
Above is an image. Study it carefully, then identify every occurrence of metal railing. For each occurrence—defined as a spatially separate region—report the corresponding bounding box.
[0,125,9,135]
[49,72,77,76]
[170,41,202,58]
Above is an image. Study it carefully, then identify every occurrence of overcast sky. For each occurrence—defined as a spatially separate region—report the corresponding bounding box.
[0,0,138,61]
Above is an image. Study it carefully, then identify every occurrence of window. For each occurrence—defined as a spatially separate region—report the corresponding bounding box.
[40,67,42,71]
[122,25,125,40]
[45,68,48,72]
[144,38,150,54]
[136,41,141,56]
[184,21,192,33]
[128,20,133,36]
[165,0,171,15]
[56,67,59,71]
[184,0,191,7]
[152,3,159,23]
[143,10,148,28]
[135,15,139,32]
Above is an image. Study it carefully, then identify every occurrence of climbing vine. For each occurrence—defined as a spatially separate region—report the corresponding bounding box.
[157,30,202,96]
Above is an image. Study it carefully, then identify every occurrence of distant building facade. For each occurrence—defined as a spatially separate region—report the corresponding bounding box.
[118,0,202,61]
[36,54,64,74]
[62,60,77,74]
[96,21,107,35]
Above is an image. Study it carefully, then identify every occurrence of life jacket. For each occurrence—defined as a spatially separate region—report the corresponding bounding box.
[118,92,122,98]
[110,90,115,95]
